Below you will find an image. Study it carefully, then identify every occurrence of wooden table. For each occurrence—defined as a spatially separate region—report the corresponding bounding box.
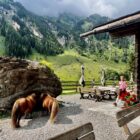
[98,86,118,99]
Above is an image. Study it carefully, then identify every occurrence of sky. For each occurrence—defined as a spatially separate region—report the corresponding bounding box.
[14,0,140,18]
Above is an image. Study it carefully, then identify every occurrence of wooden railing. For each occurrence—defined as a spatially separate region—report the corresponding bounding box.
[61,80,118,94]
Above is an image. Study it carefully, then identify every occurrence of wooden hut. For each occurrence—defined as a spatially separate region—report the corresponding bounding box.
[80,11,140,101]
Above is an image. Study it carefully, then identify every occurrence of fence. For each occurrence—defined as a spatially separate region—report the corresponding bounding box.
[61,80,118,94]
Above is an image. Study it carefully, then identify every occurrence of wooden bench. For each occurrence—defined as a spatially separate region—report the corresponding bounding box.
[78,87,97,99]
[48,122,95,140]
[116,103,140,140]
[78,86,117,101]
[78,87,112,102]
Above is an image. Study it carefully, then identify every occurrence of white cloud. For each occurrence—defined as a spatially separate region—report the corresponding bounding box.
[14,0,140,18]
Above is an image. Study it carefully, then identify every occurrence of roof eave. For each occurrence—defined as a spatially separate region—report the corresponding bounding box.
[80,11,140,38]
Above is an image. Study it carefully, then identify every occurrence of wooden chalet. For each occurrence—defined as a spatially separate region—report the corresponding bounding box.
[80,11,140,101]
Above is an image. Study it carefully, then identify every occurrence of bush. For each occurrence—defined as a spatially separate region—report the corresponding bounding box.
[106,69,119,80]
[106,69,130,81]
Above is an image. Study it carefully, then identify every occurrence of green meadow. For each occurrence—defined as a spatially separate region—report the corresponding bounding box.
[30,49,129,82]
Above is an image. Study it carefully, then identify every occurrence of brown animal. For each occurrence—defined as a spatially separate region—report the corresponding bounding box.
[11,93,37,128]
[41,93,59,124]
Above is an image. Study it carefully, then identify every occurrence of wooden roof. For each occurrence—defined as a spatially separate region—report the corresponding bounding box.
[80,11,140,38]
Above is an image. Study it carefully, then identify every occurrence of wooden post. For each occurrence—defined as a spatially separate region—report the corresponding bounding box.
[123,125,132,136]
[135,33,140,102]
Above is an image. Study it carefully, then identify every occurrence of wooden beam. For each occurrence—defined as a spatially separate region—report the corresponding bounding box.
[135,32,140,102]
[80,12,140,38]
[123,125,132,136]
[110,24,140,38]
[117,109,140,127]
[78,131,95,140]
[48,123,94,140]
[127,128,140,140]
[116,103,140,119]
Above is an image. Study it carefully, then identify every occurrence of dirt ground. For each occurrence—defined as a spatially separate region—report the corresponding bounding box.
[0,94,140,140]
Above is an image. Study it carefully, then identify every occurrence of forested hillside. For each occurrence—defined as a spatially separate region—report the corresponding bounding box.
[0,0,64,58]
[0,0,135,81]
[51,13,134,62]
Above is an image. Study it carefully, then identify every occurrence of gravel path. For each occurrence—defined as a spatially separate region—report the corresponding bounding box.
[0,94,140,140]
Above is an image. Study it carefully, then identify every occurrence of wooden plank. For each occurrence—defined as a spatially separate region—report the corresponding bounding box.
[80,12,140,37]
[117,109,140,127]
[63,88,77,90]
[78,131,95,140]
[62,84,80,87]
[61,81,79,83]
[81,90,95,93]
[123,125,132,136]
[116,103,140,119]
[82,92,96,95]
[80,89,92,92]
[127,128,140,140]
[79,88,96,94]
[111,25,140,38]
[48,123,94,140]
[62,84,92,86]
[61,81,93,84]
[80,88,95,91]
[135,33,140,101]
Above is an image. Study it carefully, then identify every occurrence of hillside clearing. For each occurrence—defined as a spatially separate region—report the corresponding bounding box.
[30,50,129,81]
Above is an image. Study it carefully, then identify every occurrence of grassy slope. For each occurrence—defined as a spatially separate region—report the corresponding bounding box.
[29,49,128,82]
[0,35,131,82]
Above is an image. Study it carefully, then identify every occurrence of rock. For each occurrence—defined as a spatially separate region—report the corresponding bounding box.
[0,57,62,112]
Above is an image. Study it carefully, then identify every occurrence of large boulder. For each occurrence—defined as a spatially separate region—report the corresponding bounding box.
[0,57,62,112]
